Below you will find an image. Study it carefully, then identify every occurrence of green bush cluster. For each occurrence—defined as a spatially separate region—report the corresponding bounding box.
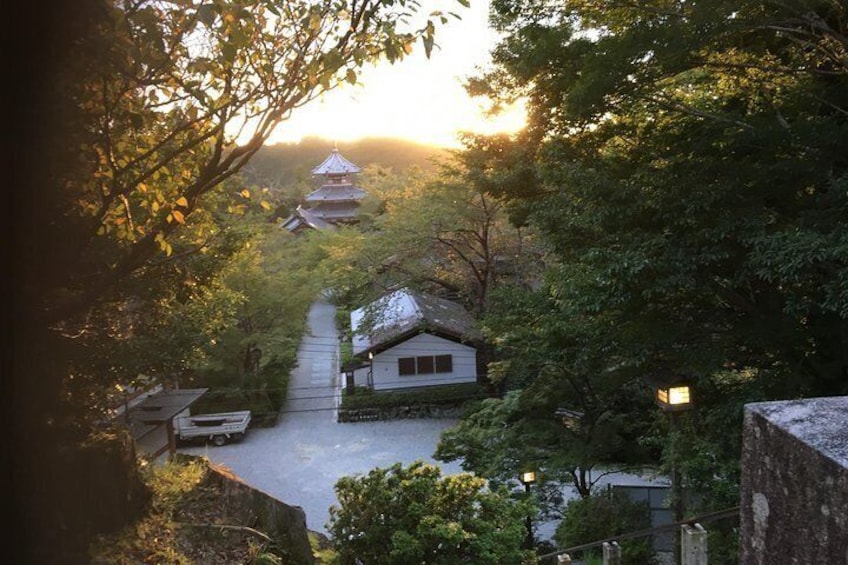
[555,489,656,565]
[340,382,487,411]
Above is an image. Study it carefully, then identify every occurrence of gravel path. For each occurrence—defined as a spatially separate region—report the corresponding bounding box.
[180,297,464,535]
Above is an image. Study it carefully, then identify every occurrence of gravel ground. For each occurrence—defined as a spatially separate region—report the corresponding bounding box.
[179,297,465,535]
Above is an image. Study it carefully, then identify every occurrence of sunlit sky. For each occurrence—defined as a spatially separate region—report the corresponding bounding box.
[267,0,525,149]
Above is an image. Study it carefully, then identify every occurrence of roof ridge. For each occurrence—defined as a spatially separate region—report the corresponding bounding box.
[406,288,424,321]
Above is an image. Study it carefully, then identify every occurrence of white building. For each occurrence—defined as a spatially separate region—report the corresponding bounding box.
[348,288,482,391]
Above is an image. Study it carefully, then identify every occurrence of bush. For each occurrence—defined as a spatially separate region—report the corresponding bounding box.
[555,488,655,565]
[328,461,533,565]
[340,383,486,411]
[183,353,295,427]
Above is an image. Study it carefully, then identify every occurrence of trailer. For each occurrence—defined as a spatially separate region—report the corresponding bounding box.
[174,409,251,446]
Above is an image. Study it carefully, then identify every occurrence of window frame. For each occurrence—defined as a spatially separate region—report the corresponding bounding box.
[398,357,416,376]
[397,354,454,376]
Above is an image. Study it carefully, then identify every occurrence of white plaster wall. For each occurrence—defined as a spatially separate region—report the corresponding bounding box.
[353,333,477,391]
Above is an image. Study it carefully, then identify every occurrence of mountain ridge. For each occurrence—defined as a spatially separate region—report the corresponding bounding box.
[243,136,451,190]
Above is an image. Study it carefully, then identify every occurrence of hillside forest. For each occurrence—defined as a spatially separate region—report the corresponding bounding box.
[10,0,848,563]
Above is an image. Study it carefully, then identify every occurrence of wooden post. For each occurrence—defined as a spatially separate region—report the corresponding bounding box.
[681,523,708,565]
[557,554,572,564]
[670,411,684,565]
[602,541,622,565]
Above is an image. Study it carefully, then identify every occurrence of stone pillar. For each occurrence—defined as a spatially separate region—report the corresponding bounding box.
[602,541,621,565]
[681,523,707,565]
[740,396,848,565]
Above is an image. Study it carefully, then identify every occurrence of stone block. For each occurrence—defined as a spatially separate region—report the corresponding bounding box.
[740,396,848,565]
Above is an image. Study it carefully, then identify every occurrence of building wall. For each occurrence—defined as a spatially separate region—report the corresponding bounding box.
[353,333,477,391]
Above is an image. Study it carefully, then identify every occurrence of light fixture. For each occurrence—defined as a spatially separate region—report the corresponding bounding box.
[656,384,692,411]
[518,469,536,551]
[652,375,694,413]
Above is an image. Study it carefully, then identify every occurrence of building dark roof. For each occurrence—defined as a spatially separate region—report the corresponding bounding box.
[128,388,207,423]
[305,183,368,202]
[124,388,208,442]
[280,205,336,233]
[351,288,481,357]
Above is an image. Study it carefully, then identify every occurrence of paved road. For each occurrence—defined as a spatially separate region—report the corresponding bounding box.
[180,297,464,535]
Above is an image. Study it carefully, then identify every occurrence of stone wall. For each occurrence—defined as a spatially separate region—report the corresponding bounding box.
[739,396,848,564]
[206,461,315,564]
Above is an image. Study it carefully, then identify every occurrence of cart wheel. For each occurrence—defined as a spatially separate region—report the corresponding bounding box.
[212,435,227,447]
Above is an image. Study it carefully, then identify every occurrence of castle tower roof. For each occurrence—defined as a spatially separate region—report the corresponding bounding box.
[311,148,361,176]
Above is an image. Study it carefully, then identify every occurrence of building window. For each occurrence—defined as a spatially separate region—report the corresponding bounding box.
[435,354,453,373]
[398,357,416,376]
[398,355,454,376]
[417,355,435,374]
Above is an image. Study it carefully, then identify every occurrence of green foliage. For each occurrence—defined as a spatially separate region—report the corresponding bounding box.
[435,378,656,508]
[90,457,286,564]
[436,391,529,484]
[482,0,848,396]
[200,225,319,378]
[340,383,486,411]
[439,279,661,502]
[458,2,848,549]
[328,461,533,565]
[27,0,468,414]
[555,489,655,565]
[314,147,544,316]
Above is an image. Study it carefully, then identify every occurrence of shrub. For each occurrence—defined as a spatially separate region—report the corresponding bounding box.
[340,383,486,411]
[555,488,655,564]
[328,461,533,565]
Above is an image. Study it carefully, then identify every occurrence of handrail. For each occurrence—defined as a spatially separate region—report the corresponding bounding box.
[537,506,740,562]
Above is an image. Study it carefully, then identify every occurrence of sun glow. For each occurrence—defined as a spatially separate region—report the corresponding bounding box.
[267,0,525,149]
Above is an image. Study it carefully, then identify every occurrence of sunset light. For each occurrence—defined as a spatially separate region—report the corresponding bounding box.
[267,0,526,149]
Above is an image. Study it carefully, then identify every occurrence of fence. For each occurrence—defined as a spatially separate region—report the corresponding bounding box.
[538,506,739,565]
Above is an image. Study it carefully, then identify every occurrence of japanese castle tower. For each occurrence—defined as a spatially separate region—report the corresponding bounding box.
[281,148,368,234]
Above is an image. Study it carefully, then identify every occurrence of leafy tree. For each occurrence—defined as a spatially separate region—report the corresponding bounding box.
[431,5,848,561]
[327,461,533,565]
[480,0,848,393]
[436,371,657,505]
[11,0,465,561]
[555,488,655,565]
[205,225,319,380]
[317,146,543,320]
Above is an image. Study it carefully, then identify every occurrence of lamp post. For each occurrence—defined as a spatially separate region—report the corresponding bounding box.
[653,376,694,565]
[367,351,374,389]
[519,470,536,550]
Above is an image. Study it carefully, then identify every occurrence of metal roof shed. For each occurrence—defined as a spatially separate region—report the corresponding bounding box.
[125,388,208,459]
